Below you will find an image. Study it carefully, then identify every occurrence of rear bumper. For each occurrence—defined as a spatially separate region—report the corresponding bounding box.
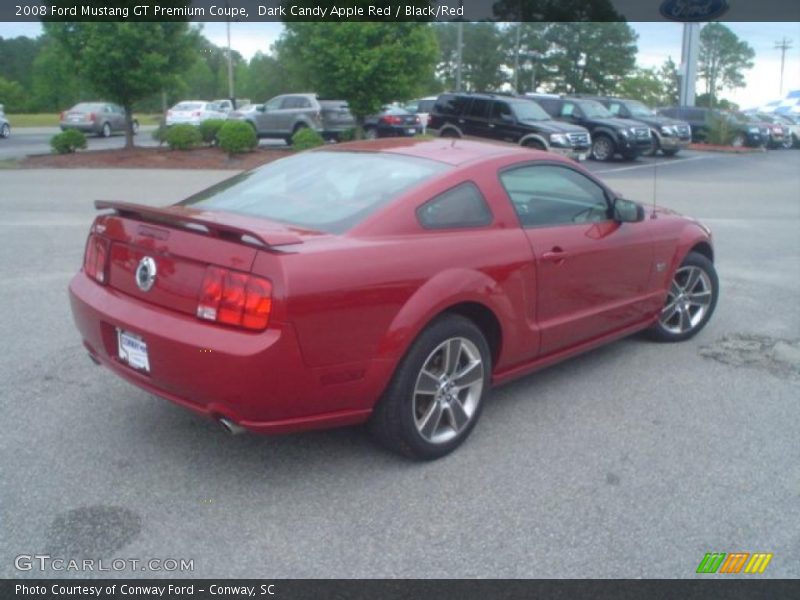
[69,273,375,434]
[550,145,591,160]
[60,123,99,134]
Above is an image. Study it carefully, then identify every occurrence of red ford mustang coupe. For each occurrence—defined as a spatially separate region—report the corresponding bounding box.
[69,139,718,459]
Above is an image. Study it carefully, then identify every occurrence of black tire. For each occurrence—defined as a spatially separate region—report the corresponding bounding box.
[440,128,460,138]
[364,127,378,140]
[662,148,680,157]
[591,134,615,161]
[731,132,745,147]
[99,122,111,138]
[369,314,491,460]
[646,252,719,343]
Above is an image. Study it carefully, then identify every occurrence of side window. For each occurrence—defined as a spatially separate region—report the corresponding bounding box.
[499,165,610,228]
[298,97,312,109]
[490,101,513,121]
[280,97,298,109]
[607,102,621,116]
[264,97,283,111]
[435,94,469,117]
[465,98,490,119]
[561,102,575,117]
[417,182,493,229]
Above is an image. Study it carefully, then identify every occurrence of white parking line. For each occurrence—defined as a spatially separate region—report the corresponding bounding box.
[593,155,709,174]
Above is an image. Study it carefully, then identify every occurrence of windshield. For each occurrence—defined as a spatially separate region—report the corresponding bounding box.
[511,101,550,121]
[578,100,613,119]
[181,151,450,234]
[625,101,655,118]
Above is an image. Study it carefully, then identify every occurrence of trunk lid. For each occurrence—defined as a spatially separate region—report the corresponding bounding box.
[94,201,304,317]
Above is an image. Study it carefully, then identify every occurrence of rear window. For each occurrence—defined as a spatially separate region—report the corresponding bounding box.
[71,103,104,112]
[181,151,450,234]
[174,102,203,111]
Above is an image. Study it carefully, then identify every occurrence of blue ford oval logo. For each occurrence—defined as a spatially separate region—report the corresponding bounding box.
[660,0,729,21]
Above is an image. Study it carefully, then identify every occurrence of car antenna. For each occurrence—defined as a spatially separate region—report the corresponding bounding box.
[650,160,658,219]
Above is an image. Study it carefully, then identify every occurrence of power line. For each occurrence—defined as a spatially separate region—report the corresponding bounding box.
[774,37,793,97]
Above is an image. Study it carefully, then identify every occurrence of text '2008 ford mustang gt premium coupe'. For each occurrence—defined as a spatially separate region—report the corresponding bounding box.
[69,139,718,459]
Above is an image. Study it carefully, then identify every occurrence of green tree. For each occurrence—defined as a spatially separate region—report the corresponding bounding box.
[436,23,507,92]
[0,36,42,104]
[0,76,25,112]
[698,23,755,108]
[31,37,84,112]
[278,23,438,130]
[617,67,666,108]
[658,57,680,106]
[43,21,198,148]
[542,22,638,94]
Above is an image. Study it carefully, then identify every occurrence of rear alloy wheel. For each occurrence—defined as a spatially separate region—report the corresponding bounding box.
[369,314,491,460]
[731,133,745,147]
[0,123,9,138]
[364,127,378,140]
[523,139,546,151]
[100,122,111,138]
[644,133,659,156]
[591,135,615,161]
[647,252,718,342]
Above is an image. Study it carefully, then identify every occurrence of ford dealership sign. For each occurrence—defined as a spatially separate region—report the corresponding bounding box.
[660,0,730,21]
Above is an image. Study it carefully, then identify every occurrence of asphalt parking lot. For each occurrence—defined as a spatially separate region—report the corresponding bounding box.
[0,148,798,579]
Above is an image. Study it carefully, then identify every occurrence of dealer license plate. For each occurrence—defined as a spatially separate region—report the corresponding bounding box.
[117,329,150,372]
[407,128,417,135]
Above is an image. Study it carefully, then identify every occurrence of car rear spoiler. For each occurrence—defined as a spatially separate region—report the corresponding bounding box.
[95,200,304,247]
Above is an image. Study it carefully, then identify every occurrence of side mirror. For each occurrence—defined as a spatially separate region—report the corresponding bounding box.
[612,197,645,223]
[500,113,515,123]
[257,105,266,112]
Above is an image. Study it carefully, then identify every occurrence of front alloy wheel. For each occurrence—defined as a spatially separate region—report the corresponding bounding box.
[370,314,491,460]
[0,123,9,138]
[591,135,614,161]
[648,252,718,342]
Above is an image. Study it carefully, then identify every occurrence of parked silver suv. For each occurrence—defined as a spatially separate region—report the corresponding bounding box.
[229,93,355,144]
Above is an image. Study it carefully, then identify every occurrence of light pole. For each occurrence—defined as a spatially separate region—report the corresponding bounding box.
[456,21,464,91]
[775,37,793,97]
[225,2,234,105]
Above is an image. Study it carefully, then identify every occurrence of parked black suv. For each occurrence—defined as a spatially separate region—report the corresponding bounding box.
[427,93,592,160]
[530,94,653,161]
[580,96,691,157]
[658,106,765,147]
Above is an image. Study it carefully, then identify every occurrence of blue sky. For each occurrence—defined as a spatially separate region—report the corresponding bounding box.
[2,21,798,108]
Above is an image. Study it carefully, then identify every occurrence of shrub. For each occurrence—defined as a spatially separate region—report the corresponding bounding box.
[198,119,226,145]
[50,129,87,154]
[152,124,169,145]
[165,124,202,150]
[706,115,735,146]
[338,128,356,142]
[291,127,325,151]
[217,120,258,155]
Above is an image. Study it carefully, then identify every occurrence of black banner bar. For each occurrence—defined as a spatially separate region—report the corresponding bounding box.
[2,0,800,22]
[3,579,800,600]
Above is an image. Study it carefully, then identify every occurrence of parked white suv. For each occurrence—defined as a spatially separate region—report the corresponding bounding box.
[166,101,228,126]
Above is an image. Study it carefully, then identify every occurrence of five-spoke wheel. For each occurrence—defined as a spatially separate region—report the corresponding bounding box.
[648,251,719,342]
[370,314,490,460]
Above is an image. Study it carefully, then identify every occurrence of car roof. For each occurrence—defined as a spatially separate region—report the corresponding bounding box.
[323,138,551,167]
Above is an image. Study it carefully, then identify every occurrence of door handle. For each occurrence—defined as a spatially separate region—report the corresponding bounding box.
[542,247,569,263]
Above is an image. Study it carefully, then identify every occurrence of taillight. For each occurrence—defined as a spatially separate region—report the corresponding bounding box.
[381,115,403,125]
[83,234,109,284]
[59,111,65,121]
[197,266,272,331]
[167,110,173,117]
[88,112,96,122]
[414,116,420,124]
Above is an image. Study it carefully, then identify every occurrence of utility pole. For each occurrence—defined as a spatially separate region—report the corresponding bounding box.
[456,21,463,91]
[513,23,521,93]
[775,37,793,97]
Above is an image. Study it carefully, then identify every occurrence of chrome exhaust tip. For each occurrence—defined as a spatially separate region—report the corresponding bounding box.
[218,417,246,436]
